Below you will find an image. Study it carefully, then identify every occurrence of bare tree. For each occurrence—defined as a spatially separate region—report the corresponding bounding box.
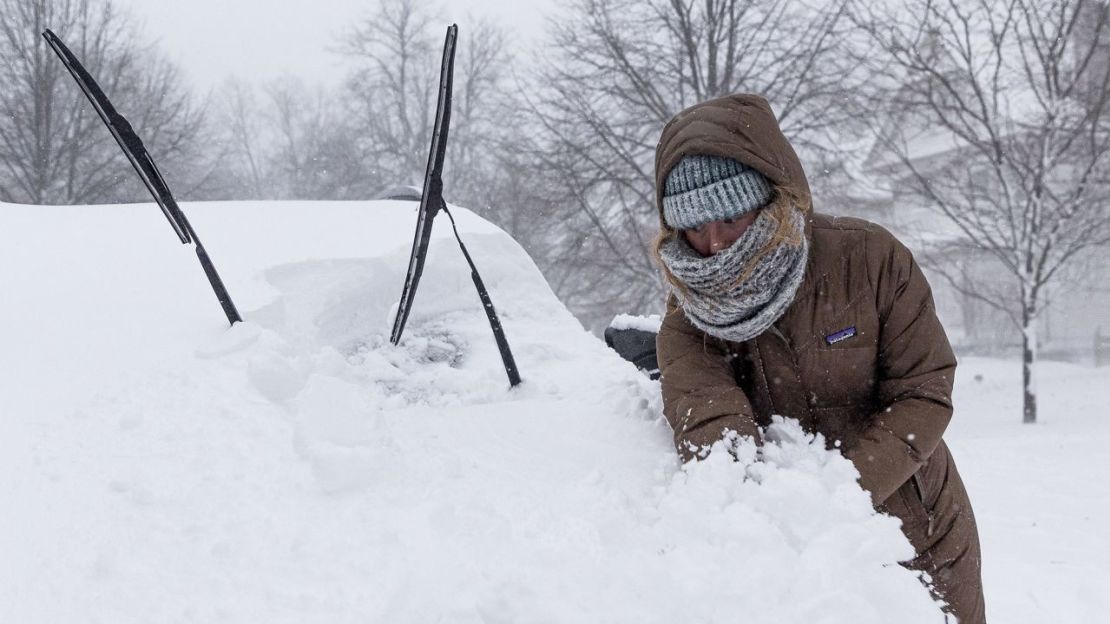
[207,76,373,201]
[337,0,517,208]
[216,79,270,199]
[520,0,865,330]
[339,0,435,190]
[0,0,210,205]
[264,77,369,200]
[857,0,1110,423]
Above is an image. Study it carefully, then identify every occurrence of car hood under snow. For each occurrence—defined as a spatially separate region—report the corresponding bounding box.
[0,199,944,623]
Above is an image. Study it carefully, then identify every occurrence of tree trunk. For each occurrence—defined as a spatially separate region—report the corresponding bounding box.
[1022,306,1038,424]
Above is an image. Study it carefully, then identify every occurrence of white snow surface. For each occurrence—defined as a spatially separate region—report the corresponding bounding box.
[608,313,662,333]
[2,199,1102,622]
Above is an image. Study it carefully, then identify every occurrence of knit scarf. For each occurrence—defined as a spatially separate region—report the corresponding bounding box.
[658,207,809,343]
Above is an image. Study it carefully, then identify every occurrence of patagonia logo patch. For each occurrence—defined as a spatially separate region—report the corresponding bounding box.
[825,326,856,345]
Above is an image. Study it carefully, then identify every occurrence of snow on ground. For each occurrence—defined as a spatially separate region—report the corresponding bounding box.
[946,357,1110,623]
[0,199,1103,622]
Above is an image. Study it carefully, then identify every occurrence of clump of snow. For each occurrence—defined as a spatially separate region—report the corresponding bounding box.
[0,200,942,622]
[609,312,662,333]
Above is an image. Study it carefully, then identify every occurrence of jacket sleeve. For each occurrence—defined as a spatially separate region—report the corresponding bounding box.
[846,226,957,505]
[656,295,761,461]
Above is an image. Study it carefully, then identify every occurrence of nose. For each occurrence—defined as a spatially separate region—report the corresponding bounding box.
[707,223,730,252]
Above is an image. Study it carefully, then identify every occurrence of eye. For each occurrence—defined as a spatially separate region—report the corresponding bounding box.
[722,218,736,225]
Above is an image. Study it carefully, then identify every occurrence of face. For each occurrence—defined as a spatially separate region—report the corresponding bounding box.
[683,210,760,257]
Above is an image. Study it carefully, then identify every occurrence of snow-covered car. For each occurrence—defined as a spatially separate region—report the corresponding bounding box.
[0,198,946,622]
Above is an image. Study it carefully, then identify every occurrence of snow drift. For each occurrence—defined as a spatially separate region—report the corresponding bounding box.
[0,200,943,622]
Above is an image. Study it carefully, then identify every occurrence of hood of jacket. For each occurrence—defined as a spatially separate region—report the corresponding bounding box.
[654,93,812,228]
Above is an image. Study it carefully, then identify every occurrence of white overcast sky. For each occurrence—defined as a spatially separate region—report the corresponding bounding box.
[117,0,553,91]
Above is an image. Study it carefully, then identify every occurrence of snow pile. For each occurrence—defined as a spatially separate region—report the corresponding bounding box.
[608,312,662,333]
[0,200,942,622]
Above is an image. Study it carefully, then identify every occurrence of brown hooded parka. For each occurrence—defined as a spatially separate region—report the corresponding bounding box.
[654,94,985,624]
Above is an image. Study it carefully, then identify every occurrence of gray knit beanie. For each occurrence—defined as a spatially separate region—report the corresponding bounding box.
[662,155,774,230]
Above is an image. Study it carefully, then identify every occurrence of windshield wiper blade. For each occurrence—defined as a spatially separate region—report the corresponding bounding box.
[389,24,520,387]
[43,28,241,326]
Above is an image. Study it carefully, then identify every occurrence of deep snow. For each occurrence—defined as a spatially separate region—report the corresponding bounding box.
[0,200,1105,622]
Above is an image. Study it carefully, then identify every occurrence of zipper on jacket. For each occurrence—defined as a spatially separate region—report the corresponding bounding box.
[765,324,817,421]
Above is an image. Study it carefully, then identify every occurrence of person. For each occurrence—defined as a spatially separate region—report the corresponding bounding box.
[652,93,985,624]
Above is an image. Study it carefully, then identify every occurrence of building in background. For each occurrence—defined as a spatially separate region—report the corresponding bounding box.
[858,103,1110,363]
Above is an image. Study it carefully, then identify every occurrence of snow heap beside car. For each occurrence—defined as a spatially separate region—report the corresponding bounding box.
[0,200,944,622]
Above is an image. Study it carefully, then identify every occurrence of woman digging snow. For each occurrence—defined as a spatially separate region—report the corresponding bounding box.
[653,93,985,624]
